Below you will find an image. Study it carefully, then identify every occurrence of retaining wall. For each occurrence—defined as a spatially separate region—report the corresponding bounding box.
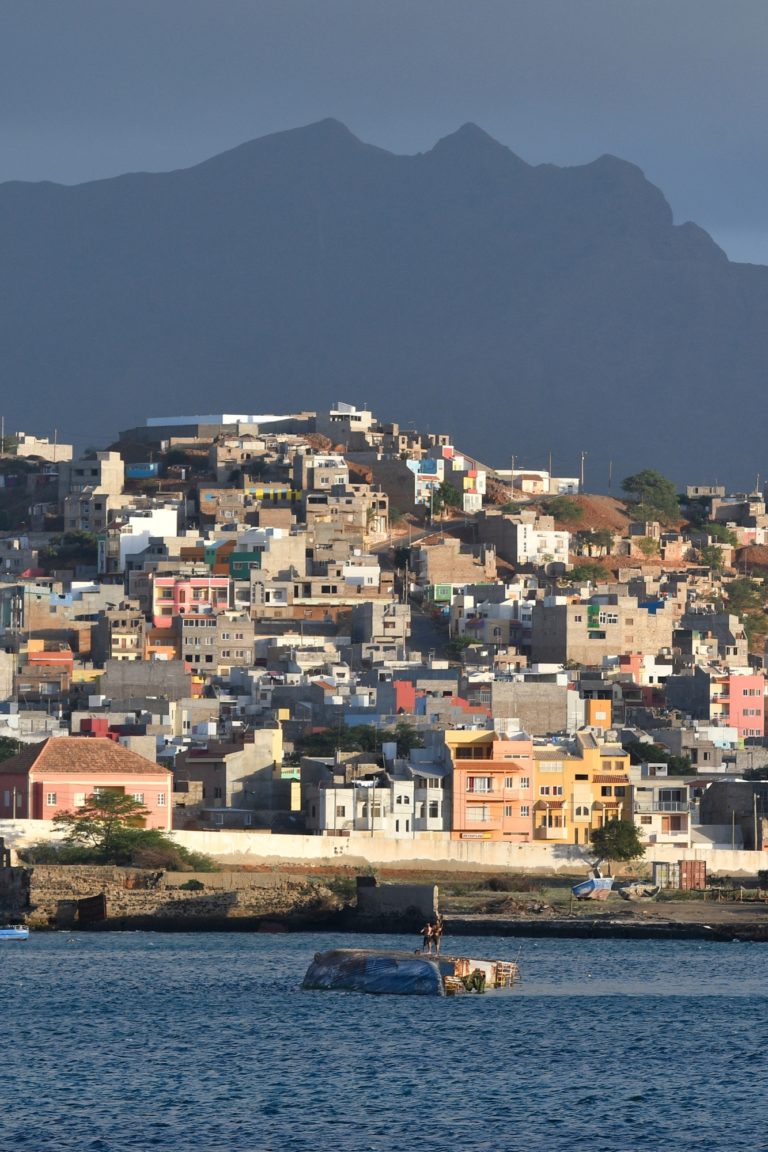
[2,818,766,876]
[3,863,340,928]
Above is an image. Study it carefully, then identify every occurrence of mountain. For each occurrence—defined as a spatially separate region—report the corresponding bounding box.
[1,117,766,485]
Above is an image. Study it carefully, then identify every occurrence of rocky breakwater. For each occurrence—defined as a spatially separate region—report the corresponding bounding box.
[8,865,344,931]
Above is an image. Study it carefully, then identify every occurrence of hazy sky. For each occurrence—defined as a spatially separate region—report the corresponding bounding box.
[2,0,768,262]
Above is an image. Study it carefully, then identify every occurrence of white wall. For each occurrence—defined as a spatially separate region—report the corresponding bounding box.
[3,818,766,875]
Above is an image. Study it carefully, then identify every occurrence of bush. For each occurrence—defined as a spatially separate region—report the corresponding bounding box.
[484,876,518,892]
[18,833,217,872]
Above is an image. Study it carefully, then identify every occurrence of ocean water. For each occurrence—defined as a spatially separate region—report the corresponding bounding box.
[1,930,766,1152]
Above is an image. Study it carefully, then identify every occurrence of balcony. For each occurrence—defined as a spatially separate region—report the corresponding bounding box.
[534,824,569,841]
[634,801,689,814]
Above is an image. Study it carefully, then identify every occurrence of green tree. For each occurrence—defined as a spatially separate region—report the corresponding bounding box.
[621,469,680,525]
[562,562,609,584]
[589,819,645,866]
[725,578,763,614]
[50,791,215,869]
[431,481,462,516]
[543,495,583,523]
[636,536,659,558]
[295,722,424,760]
[623,740,691,777]
[0,737,21,763]
[577,528,614,556]
[706,522,737,546]
[53,792,150,858]
[698,544,725,571]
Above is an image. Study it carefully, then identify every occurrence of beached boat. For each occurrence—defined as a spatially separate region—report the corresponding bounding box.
[0,925,29,940]
[302,949,519,996]
[571,875,614,901]
[618,882,660,901]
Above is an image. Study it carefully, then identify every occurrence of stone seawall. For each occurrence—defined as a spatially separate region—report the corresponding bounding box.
[0,865,343,930]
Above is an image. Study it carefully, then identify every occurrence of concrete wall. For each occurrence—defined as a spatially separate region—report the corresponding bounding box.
[3,818,767,875]
[10,864,340,927]
[356,882,437,920]
[491,681,570,735]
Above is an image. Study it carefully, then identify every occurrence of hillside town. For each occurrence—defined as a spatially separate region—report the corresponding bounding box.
[0,401,767,869]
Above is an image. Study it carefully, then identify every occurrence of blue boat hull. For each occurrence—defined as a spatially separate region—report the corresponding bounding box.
[302,949,446,996]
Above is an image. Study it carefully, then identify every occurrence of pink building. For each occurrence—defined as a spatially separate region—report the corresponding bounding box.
[151,575,230,628]
[721,672,765,741]
[0,737,173,830]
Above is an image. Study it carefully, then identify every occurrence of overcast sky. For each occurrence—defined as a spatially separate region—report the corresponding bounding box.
[2,0,767,262]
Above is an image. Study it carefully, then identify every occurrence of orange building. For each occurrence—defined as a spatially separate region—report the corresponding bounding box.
[444,728,534,842]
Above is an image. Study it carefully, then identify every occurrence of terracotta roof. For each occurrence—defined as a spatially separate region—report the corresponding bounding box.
[534,799,565,808]
[0,737,170,777]
[593,774,629,783]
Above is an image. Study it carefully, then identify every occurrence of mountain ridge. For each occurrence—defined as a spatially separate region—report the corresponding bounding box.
[0,118,765,485]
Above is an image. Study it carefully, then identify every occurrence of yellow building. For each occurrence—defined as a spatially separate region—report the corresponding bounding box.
[532,731,631,846]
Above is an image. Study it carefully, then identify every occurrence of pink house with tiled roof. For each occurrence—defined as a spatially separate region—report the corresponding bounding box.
[0,737,173,830]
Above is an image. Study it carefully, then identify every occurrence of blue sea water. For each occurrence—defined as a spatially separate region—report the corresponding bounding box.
[1,931,766,1152]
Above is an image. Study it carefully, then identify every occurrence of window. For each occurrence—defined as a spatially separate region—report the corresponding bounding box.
[504,805,513,817]
[214,787,223,800]
[132,793,144,804]
[575,773,588,781]
[614,786,626,797]
[575,805,589,817]
[3,790,9,807]
[601,786,612,797]
[520,805,530,817]
[157,794,166,807]
[428,800,440,819]
[520,777,530,789]
[504,776,515,788]
[641,816,652,825]
[46,792,57,806]
[467,776,492,793]
[336,805,346,818]
[466,804,490,822]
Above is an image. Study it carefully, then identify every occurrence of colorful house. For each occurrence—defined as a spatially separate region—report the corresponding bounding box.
[532,732,631,846]
[444,728,534,842]
[0,737,173,830]
[151,575,230,628]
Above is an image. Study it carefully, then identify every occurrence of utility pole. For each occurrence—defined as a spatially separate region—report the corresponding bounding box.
[579,450,588,494]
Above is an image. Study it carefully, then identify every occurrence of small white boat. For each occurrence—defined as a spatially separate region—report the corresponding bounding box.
[0,925,29,940]
[572,875,614,901]
[618,882,661,901]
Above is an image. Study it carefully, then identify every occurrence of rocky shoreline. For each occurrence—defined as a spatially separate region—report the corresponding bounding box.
[5,863,768,941]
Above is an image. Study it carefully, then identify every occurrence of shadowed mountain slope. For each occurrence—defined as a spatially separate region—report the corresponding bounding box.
[1,118,766,483]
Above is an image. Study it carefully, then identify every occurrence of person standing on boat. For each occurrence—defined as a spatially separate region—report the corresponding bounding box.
[433,914,444,955]
[420,921,434,953]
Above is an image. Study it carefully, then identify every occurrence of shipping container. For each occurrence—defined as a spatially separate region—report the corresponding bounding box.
[679,859,707,891]
[652,862,681,890]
